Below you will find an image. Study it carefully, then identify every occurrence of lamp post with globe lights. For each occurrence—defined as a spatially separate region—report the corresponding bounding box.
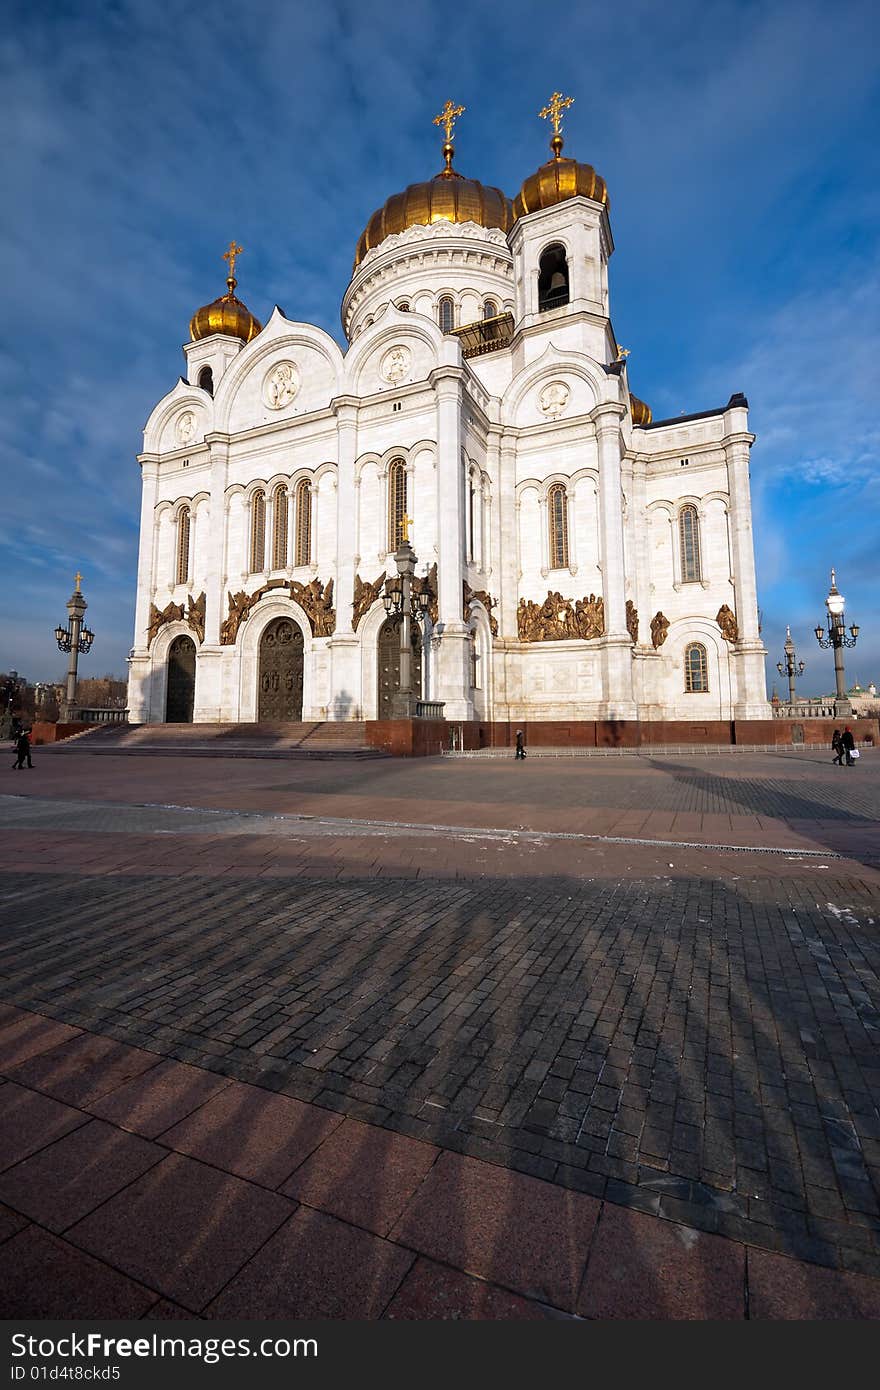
[814,569,858,716]
[54,573,95,722]
[383,521,431,718]
[776,626,805,707]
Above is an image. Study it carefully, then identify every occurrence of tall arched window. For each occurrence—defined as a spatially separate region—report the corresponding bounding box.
[176,506,191,585]
[548,484,569,569]
[679,505,702,582]
[538,244,569,311]
[388,458,407,550]
[198,366,213,396]
[438,297,455,333]
[483,299,498,320]
[272,484,288,569]
[684,643,709,693]
[294,480,311,567]
[250,490,266,573]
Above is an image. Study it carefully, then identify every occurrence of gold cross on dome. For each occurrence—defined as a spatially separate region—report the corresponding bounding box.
[74,571,83,592]
[223,240,243,280]
[539,90,574,135]
[433,100,465,143]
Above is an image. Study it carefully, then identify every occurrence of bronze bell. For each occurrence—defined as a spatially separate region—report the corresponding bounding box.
[548,270,567,292]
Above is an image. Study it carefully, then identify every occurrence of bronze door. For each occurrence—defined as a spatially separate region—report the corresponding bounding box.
[258,618,304,721]
[166,636,196,722]
[377,617,422,718]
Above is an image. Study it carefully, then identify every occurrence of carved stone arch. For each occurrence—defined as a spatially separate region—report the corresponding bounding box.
[144,619,198,725]
[213,312,345,431]
[502,350,605,427]
[312,461,338,486]
[354,452,382,485]
[515,477,543,502]
[235,594,314,723]
[341,312,443,392]
[243,478,270,503]
[143,381,212,455]
[539,472,574,502]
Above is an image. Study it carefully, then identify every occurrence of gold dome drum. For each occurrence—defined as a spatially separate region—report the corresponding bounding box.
[189,287,262,344]
[514,155,608,219]
[629,393,652,427]
[354,170,514,270]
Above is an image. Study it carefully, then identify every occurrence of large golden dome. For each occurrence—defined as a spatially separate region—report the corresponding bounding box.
[189,242,262,343]
[630,393,652,427]
[353,138,513,270]
[513,132,608,220]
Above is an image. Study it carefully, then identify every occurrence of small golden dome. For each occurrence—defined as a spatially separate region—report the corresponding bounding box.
[513,131,608,220]
[189,242,262,343]
[353,140,513,270]
[630,393,652,427]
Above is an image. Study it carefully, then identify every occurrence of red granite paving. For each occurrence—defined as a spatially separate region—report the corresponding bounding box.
[281,1118,440,1236]
[0,1081,89,1170]
[389,1150,601,1312]
[66,1152,293,1312]
[384,1257,555,1320]
[0,1226,158,1318]
[577,1202,745,1320]
[159,1081,344,1187]
[0,1118,163,1232]
[0,1011,82,1068]
[7,1032,161,1106]
[747,1249,880,1320]
[206,1207,414,1319]
[0,1201,29,1244]
[88,1058,231,1138]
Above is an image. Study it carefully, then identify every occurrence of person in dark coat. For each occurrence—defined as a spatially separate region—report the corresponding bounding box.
[12,729,32,770]
[841,726,856,767]
[831,729,844,765]
[514,729,526,760]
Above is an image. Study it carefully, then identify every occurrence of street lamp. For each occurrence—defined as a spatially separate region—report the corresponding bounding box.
[54,572,95,721]
[814,568,858,715]
[776,626,805,707]
[383,520,431,717]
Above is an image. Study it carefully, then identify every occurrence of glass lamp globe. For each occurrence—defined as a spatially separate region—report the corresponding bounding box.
[826,588,845,617]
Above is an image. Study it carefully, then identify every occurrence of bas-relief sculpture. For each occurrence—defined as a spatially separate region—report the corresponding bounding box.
[220,578,336,644]
[625,600,638,645]
[463,580,498,637]
[650,612,669,649]
[174,411,195,445]
[414,563,438,625]
[517,591,605,642]
[381,346,410,384]
[352,572,386,630]
[262,361,299,410]
[148,591,206,646]
[538,380,570,419]
[716,604,738,644]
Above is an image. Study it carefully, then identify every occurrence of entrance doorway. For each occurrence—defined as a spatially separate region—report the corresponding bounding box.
[377,617,422,718]
[258,617,304,721]
[166,635,196,722]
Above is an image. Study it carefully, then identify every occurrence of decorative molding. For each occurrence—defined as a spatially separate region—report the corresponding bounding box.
[148,591,206,647]
[716,604,738,644]
[650,611,669,649]
[517,591,604,642]
[352,572,386,631]
[625,599,639,645]
[463,580,498,637]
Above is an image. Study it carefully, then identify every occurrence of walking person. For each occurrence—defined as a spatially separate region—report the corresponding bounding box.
[12,728,33,770]
[841,725,856,767]
[514,729,526,760]
[831,728,844,765]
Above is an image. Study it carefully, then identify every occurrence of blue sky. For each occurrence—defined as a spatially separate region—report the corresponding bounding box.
[2,0,878,697]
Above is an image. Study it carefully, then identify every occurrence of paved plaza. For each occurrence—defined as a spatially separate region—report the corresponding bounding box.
[1,746,879,1318]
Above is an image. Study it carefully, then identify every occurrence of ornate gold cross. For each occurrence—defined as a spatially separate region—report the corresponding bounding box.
[223,240,243,280]
[401,515,414,542]
[433,100,465,143]
[74,571,83,592]
[539,90,574,135]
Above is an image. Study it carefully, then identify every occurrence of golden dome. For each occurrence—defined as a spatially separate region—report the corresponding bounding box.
[353,139,514,270]
[513,131,608,220]
[630,393,652,427]
[189,242,262,343]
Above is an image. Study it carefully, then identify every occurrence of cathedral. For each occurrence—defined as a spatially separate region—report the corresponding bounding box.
[127,95,769,727]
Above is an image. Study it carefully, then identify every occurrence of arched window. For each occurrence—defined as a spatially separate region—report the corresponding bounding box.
[548,484,569,569]
[538,244,569,312]
[272,484,288,569]
[483,299,498,320]
[679,505,702,582]
[397,300,410,312]
[684,643,709,693]
[176,506,191,584]
[388,458,407,550]
[294,479,311,567]
[198,366,214,396]
[250,490,266,572]
[438,296,455,333]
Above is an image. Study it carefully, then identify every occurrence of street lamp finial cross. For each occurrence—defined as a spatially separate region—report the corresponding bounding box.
[74,571,82,593]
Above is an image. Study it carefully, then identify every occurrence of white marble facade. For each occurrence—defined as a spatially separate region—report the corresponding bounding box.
[128,147,769,725]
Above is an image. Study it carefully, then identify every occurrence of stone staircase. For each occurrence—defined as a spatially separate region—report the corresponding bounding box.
[46,721,387,760]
